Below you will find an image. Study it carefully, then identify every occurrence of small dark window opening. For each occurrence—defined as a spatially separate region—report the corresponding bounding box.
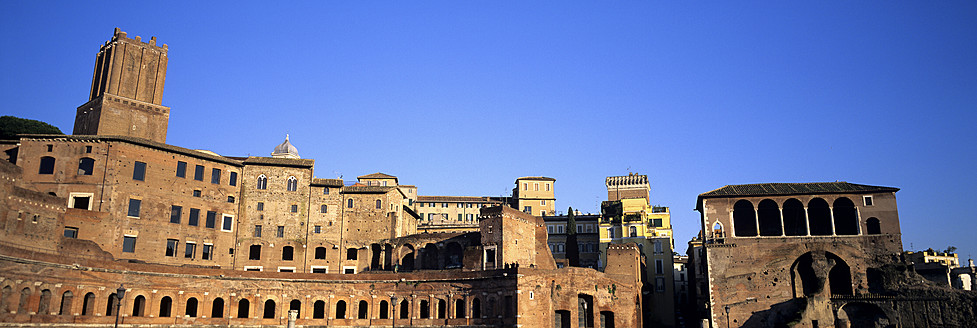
[249,245,261,260]
[176,161,187,178]
[188,208,200,226]
[39,156,55,174]
[170,205,182,224]
[866,217,881,235]
[229,172,238,186]
[122,236,136,253]
[211,168,221,184]
[194,165,204,181]
[347,248,358,260]
[282,246,294,261]
[63,227,79,238]
[206,211,217,228]
[132,161,146,181]
[315,247,326,259]
[78,157,95,175]
[127,199,141,217]
[358,300,368,319]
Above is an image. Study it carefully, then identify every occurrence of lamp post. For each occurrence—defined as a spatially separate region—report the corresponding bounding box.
[724,305,730,328]
[114,284,126,328]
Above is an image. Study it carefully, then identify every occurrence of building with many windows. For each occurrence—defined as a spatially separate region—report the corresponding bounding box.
[599,174,676,328]
[0,28,643,328]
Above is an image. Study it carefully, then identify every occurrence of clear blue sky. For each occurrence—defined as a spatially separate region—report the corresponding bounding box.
[2,2,975,258]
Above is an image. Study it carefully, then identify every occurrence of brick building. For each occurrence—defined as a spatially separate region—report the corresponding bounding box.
[0,28,643,327]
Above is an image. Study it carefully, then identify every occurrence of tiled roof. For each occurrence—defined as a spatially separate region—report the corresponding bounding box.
[341,185,398,194]
[311,178,344,187]
[515,176,556,182]
[242,156,314,168]
[699,182,899,198]
[417,195,501,203]
[358,172,397,179]
[20,134,244,166]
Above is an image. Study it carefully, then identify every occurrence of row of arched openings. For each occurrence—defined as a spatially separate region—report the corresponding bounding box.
[37,156,96,175]
[0,287,498,321]
[727,197,882,237]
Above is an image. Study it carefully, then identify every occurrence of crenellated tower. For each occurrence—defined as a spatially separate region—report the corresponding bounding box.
[73,28,170,143]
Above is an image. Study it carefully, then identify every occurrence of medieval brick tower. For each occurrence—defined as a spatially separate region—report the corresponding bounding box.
[73,28,170,143]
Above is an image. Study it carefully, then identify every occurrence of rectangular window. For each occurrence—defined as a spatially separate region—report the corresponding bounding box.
[184,242,196,258]
[323,188,329,195]
[132,161,146,181]
[290,204,298,213]
[256,202,264,211]
[192,190,201,197]
[176,161,187,178]
[655,259,664,275]
[346,248,357,260]
[442,203,448,208]
[227,196,235,203]
[652,218,663,227]
[547,226,554,234]
[206,211,217,229]
[313,225,321,233]
[278,267,295,273]
[457,203,463,208]
[85,145,93,153]
[221,215,233,231]
[429,202,435,207]
[458,214,463,221]
[541,200,546,205]
[546,183,550,191]
[254,225,262,237]
[229,172,238,186]
[70,194,92,210]
[311,267,327,273]
[194,165,204,181]
[320,204,328,213]
[127,199,141,218]
[211,168,221,184]
[656,277,666,292]
[276,226,285,238]
[863,195,874,206]
[169,205,182,224]
[202,244,213,260]
[165,239,178,257]
[245,266,262,272]
[64,227,79,238]
[122,236,136,253]
[523,206,531,214]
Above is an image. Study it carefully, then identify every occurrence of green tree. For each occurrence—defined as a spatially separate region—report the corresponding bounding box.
[0,116,63,140]
[565,206,581,267]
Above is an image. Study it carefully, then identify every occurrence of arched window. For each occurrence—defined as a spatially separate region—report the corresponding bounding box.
[315,247,327,259]
[38,289,52,315]
[287,176,297,192]
[420,300,430,318]
[282,246,294,261]
[39,156,56,174]
[257,175,268,190]
[712,222,724,238]
[866,217,881,235]
[105,292,119,316]
[472,298,481,318]
[782,198,807,236]
[757,199,783,236]
[358,300,368,319]
[159,296,172,317]
[263,299,276,319]
[185,297,198,317]
[313,300,325,319]
[18,288,31,314]
[833,197,859,235]
[81,292,95,316]
[132,295,146,316]
[376,199,382,209]
[237,299,250,318]
[628,226,637,237]
[289,299,301,317]
[335,300,347,319]
[59,291,73,315]
[808,198,832,236]
[347,199,353,208]
[732,200,757,237]
[212,298,224,318]
[379,300,389,319]
[78,157,95,175]
[399,299,409,319]
[437,299,446,319]
[455,299,466,318]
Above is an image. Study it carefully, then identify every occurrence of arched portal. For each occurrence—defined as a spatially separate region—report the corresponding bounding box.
[866,217,881,235]
[837,302,890,327]
[782,198,807,236]
[833,197,859,235]
[733,200,757,237]
[422,243,440,270]
[757,199,783,236]
[399,245,415,272]
[808,198,832,235]
[132,295,146,316]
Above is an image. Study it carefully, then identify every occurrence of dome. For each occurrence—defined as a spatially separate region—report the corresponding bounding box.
[271,134,300,159]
